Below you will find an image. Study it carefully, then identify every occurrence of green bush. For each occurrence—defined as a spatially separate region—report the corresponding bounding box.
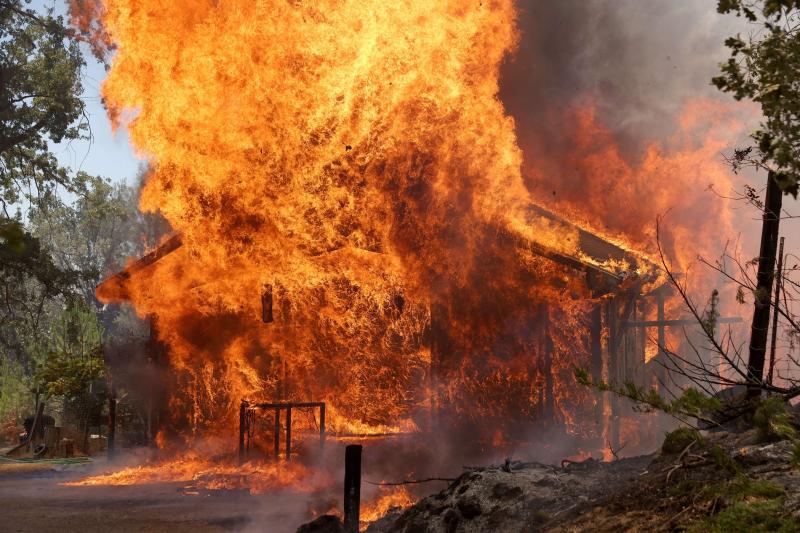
[753,396,798,442]
[662,427,701,455]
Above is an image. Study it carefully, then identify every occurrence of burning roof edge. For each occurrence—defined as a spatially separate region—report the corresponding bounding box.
[97,234,182,302]
[97,204,659,302]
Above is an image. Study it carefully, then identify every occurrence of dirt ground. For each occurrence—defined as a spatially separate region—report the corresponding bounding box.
[0,455,322,533]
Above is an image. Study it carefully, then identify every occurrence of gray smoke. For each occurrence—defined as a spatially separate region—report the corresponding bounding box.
[502,0,748,160]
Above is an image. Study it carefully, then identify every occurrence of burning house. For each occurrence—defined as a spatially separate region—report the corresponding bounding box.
[98,198,675,459]
[83,0,742,485]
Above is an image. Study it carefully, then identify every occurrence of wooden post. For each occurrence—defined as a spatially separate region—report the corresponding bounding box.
[768,236,785,386]
[590,304,603,382]
[285,406,292,462]
[28,401,45,453]
[343,445,362,533]
[273,407,280,459]
[108,386,117,461]
[748,172,783,395]
[238,400,248,465]
[319,403,326,449]
[261,284,274,323]
[608,299,620,452]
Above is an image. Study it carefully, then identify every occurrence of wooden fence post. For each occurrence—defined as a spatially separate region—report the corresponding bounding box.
[343,445,362,533]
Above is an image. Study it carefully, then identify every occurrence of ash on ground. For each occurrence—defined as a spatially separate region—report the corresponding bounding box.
[311,429,800,532]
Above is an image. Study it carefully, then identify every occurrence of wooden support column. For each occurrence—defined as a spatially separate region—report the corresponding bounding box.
[319,403,326,449]
[599,299,610,452]
[629,300,642,387]
[429,304,451,429]
[145,314,167,449]
[590,300,604,450]
[590,304,603,382]
[608,299,621,452]
[285,406,292,461]
[273,407,280,459]
[238,400,248,465]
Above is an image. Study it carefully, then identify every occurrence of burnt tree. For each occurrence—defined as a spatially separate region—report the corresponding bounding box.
[747,172,783,394]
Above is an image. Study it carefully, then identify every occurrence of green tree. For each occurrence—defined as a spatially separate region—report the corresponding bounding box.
[0,0,115,426]
[34,303,104,400]
[0,0,91,312]
[1,0,88,211]
[29,174,141,304]
[715,0,800,390]
[714,0,800,194]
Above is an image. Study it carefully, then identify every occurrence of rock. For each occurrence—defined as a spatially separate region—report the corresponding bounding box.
[296,514,344,533]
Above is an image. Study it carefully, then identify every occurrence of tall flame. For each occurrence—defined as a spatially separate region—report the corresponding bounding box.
[95,0,747,454]
[99,1,576,436]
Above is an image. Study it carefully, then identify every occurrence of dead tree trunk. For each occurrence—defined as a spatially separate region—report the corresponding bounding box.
[748,172,783,395]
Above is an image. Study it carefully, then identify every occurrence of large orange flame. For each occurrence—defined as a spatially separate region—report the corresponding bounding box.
[92,0,749,468]
[97,0,599,438]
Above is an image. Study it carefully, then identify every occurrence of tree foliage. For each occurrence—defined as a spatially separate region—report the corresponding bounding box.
[714,0,800,195]
[0,2,163,428]
[0,0,88,210]
[0,0,92,315]
[34,303,104,399]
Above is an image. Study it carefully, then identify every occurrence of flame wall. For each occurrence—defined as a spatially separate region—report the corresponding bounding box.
[98,0,584,439]
[95,0,749,449]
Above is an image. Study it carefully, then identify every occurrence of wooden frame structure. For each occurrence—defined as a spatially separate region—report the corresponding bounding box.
[238,400,326,464]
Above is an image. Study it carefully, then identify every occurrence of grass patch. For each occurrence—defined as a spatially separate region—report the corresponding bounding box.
[686,478,798,532]
[692,499,798,532]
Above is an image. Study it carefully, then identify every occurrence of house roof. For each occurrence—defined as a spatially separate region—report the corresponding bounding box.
[97,204,659,301]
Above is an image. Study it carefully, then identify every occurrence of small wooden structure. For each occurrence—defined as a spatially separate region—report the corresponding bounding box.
[238,400,326,464]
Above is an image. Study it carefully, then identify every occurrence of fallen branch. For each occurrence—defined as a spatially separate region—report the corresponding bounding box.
[608,439,627,461]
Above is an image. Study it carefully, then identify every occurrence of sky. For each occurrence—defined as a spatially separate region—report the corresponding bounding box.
[33,0,142,185]
[51,57,143,183]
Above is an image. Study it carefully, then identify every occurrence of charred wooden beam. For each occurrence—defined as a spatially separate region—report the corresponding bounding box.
[96,234,183,301]
[253,401,326,409]
[623,317,743,328]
